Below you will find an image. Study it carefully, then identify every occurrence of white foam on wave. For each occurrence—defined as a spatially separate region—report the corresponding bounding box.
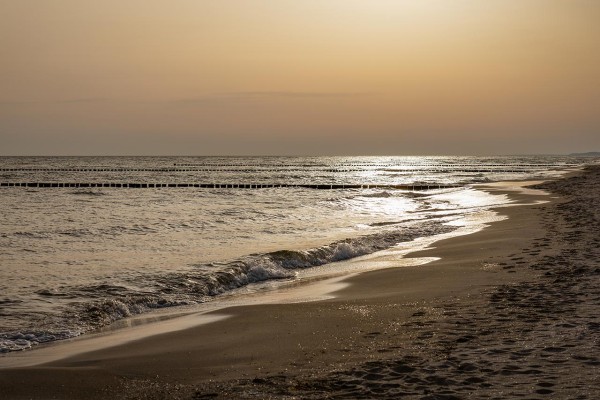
[0,330,80,353]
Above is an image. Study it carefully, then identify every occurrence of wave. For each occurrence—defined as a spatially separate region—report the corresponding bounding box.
[0,220,455,353]
[0,298,23,305]
[35,289,76,298]
[369,221,403,227]
[9,224,159,240]
[359,191,393,198]
[69,190,108,196]
[13,231,51,239]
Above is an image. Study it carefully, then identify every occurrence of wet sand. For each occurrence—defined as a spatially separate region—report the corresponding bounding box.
[1,167,599,399]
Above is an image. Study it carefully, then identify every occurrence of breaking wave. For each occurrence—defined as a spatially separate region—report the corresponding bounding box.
[0,220,454,353]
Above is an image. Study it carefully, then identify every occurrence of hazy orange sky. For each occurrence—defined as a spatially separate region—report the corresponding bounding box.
[1,0,599,155]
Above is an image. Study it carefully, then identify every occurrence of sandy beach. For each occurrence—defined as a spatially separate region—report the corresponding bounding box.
[1,166,599,399]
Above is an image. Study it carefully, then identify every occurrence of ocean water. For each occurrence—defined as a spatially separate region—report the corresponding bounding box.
[0,156,587,352]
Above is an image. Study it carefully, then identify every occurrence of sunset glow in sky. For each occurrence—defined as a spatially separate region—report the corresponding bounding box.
[1,0,599,155]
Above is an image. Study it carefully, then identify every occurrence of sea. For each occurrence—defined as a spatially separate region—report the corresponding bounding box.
[0,155,592,353]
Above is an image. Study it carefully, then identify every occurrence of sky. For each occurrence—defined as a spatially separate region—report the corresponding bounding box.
[1,0,599,156]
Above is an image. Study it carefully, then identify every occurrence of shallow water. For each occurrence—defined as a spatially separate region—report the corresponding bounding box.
[0,155,586,352]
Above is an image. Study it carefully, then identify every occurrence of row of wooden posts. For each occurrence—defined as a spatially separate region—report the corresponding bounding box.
[1,168,545,173]
[0,182,460,190]
[172,163,569,167]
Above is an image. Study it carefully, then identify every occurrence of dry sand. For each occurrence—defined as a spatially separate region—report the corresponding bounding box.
[1,167,599,399]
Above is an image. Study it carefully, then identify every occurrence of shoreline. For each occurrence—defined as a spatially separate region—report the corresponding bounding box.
[2,168,599,398]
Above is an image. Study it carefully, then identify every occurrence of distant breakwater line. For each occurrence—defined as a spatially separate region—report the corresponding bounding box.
[0,182,460,190]
[0,167,562,173]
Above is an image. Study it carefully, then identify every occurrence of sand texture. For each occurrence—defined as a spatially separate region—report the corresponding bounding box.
[1,167,599,399]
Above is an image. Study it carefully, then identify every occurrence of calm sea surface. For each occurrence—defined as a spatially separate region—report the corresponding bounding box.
[0,156,589,352]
